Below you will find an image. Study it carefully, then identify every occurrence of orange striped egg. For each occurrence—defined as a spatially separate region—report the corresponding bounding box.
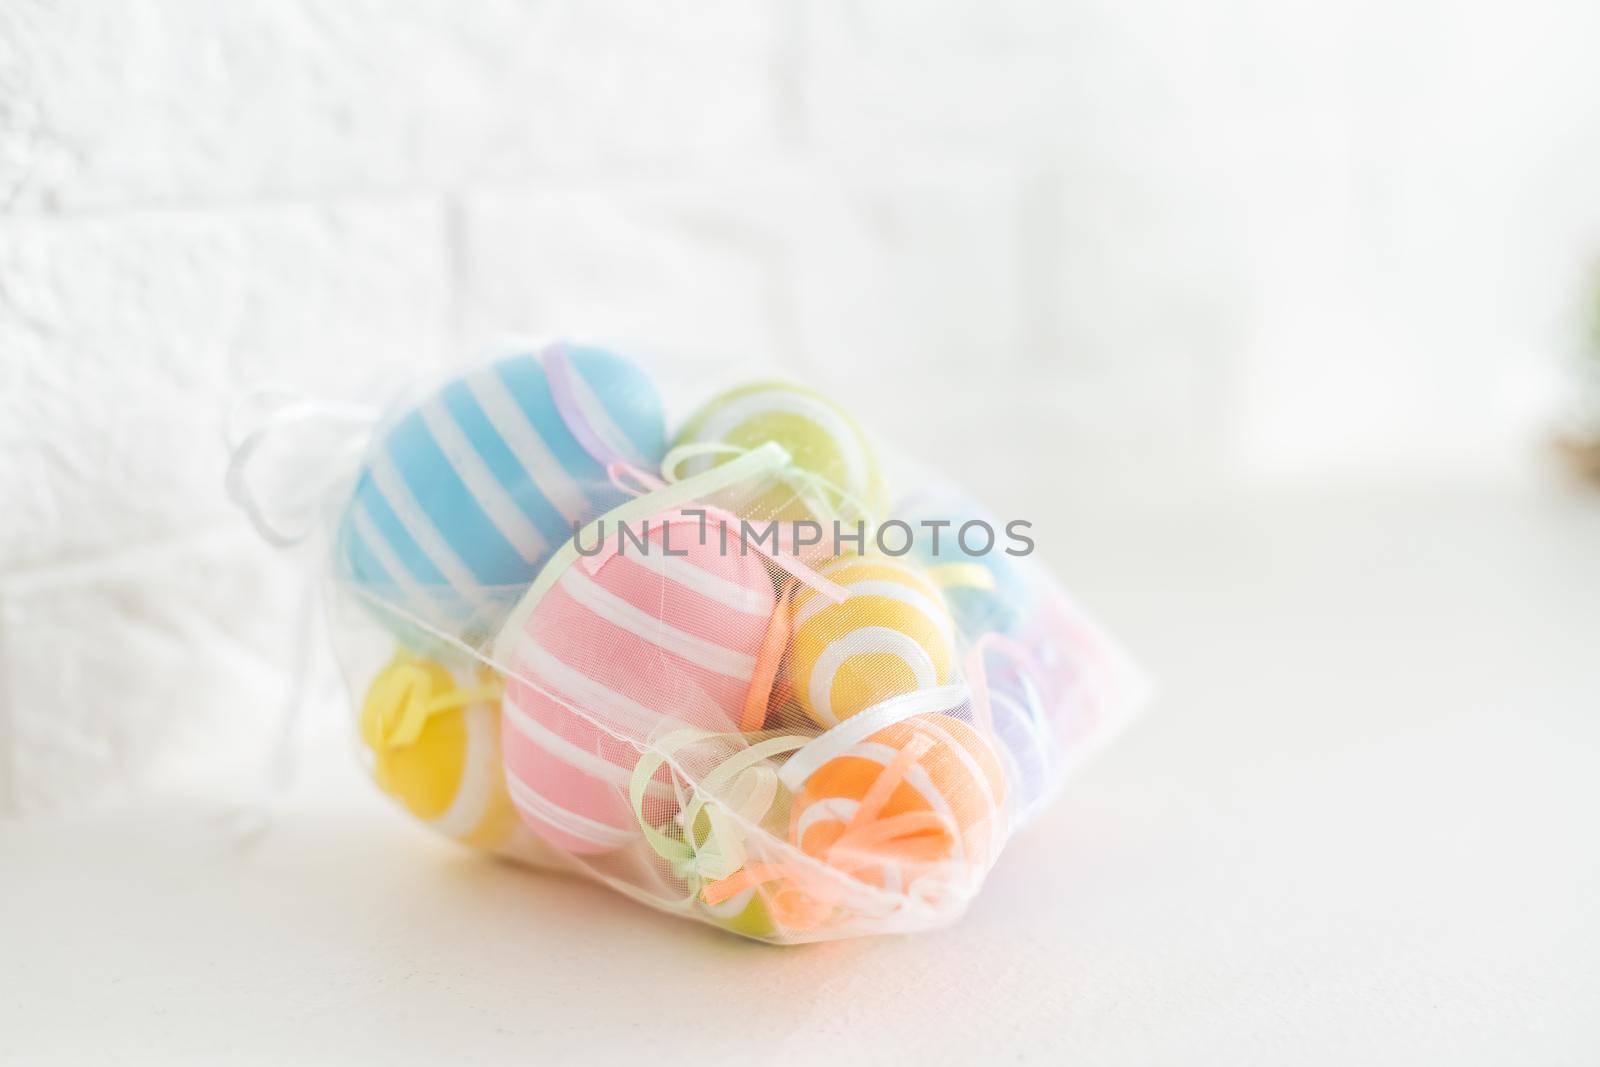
[788,713,1007,900]
[498,509,778,854]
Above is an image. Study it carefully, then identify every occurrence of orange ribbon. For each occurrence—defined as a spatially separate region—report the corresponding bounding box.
[740,579,796,732]
[701,730,963,931]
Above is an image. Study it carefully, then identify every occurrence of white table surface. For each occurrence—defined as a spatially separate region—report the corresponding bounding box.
[5,483,1598,1065]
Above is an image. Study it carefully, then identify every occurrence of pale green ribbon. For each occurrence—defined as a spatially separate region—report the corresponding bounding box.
[360,655,501,752]
[628,727,814,906]
[659,441,877,529]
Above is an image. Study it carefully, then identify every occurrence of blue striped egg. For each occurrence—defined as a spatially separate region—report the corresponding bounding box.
[898,490,1035,639]
[335,346,667,645]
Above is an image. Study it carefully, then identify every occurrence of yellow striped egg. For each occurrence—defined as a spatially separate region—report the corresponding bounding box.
[672,381,884,523]
[788,555,956,728]
[359,650,526,854]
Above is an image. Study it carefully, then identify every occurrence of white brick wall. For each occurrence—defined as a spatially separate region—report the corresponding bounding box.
[4,0,1599,815]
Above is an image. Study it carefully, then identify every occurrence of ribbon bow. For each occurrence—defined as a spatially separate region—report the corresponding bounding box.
[225,388,380,548]
[360,655,503,754]
[698,728,970,931]
[628,728,815,896]
[659,440,877,529]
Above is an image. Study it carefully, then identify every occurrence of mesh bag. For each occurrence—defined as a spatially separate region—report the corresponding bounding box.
[311,342,1146,943]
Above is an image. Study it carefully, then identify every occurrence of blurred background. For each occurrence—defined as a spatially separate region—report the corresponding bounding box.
[5,4,1600,1062]
[2,1,1598,814]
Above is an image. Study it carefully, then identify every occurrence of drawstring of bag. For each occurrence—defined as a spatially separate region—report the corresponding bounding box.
[222,344,650,838]
[219,389,381,841]
[224,390,379,548]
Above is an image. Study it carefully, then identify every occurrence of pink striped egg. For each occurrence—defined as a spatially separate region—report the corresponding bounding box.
[499,510,778,854]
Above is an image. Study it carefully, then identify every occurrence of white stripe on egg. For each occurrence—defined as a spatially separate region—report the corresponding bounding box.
[565,358,648,468]
[502,696,673,797]
[506,773,637,849]
[623,549,775,617]
[367,451,492,612]
[508,638,670,739]
[807,627,939,727]
[794,579,952,645]
[350,497,478,628]
[419,399,549,566]
[465,370,591,524]
[427,701,499,839]
[556,569,758,682]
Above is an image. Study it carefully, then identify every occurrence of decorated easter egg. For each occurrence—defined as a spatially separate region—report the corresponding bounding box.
[1011,587,1123,754]
[497,510,779,854]
[787,713,1007,897]
[977,655,1056,824]
[899,490,1035,638]
[672,381,884,523]
[359,649,525,853]
[788,555,956,728]
[336,345,667,644]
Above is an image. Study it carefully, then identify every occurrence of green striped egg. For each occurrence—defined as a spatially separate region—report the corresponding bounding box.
[672,381,884,523]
